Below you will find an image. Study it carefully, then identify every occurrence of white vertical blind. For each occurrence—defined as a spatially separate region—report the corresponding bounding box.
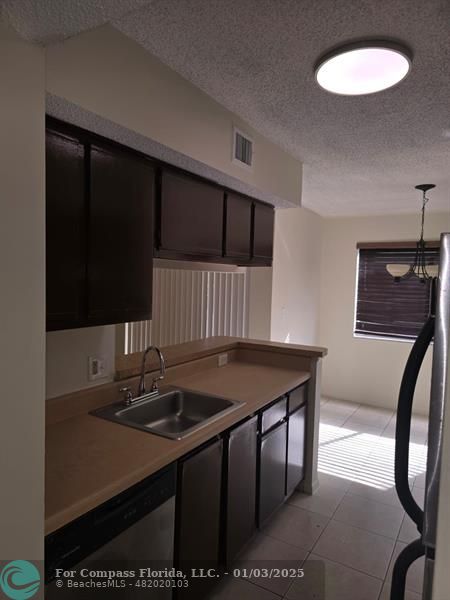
[124,268,249,354]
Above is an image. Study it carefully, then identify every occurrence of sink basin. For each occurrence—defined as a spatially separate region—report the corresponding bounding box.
[91,388,244,440]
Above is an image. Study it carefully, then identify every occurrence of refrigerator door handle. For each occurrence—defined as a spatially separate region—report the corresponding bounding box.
[390,538,425,600]
[423,233,450,549]
[395,312,435,530]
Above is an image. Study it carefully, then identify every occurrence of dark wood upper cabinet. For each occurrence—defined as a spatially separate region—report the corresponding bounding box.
[253,201,275,262]
[46,128,86,331]
[224,192,252,260]
[159,170,224,259]
[88,143,154,325]
[46,117,274,330]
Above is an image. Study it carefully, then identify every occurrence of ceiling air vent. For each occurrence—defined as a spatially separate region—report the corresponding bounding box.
[233,127,253,169]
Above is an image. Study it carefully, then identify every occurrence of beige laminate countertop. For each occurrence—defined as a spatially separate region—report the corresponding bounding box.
[116,336,327,379]
[45,360,311,535]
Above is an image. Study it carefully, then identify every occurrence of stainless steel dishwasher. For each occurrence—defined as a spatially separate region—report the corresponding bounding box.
[45,464,176,599]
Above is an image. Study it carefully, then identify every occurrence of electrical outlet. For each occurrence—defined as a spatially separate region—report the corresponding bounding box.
[218,353,228,367]
[88,356,107,381]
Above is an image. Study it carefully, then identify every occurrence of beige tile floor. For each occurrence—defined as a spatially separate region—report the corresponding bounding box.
[209,398,428,600]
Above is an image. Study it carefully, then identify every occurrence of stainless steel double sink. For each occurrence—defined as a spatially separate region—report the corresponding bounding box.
[91,388,244,440]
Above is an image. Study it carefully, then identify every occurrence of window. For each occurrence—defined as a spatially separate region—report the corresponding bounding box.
[355,242,440,340]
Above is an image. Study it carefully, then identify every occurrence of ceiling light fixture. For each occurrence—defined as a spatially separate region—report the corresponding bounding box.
[386,184,439,282]
[315,40,412,95]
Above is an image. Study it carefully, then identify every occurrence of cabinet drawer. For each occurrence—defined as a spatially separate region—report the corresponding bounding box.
[288,384,307,413]
[261,396,287,434]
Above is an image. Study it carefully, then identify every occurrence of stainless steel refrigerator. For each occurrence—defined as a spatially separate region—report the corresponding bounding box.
[391,232,450,600]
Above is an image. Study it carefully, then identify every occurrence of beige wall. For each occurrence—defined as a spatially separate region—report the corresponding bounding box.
[319,212,450,415]
[248,267,273,340]
[271,207,323,346]
[45,25,301,207]
[46,326,116,399]
[0,21,45,559]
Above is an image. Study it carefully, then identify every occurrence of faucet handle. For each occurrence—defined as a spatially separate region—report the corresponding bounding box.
[119,386,133,405]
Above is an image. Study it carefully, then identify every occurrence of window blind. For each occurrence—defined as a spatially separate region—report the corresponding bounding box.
[124,267,249,354]
[355,246,440,339]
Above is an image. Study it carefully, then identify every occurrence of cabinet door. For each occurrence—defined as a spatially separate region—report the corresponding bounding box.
[160,170,224,258]
[88,144,154,325]
[177,439,223,599]
[258,422,287,526]
[286,405,306,496]
[225,192,252,260]
[46,129,86,331]
[253,202,274,261]
[226,417,257,564]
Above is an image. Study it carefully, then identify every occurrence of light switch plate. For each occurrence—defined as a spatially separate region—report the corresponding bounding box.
[88,356,107,381]
[218,353,228,367]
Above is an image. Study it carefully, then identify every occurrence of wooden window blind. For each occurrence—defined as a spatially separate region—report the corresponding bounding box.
[355,245,440,339]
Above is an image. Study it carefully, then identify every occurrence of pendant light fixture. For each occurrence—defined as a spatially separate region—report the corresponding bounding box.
[386,184,439,282]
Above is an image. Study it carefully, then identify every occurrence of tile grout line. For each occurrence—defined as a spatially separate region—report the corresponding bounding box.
[326,405,404,600]
[317,403,426,600]
[342,488,404,510]
[330,514,402,542]
[318,408,400,591]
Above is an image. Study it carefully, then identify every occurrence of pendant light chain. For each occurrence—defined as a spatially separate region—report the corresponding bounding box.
[385,184,438,282]
[414,189,429,281]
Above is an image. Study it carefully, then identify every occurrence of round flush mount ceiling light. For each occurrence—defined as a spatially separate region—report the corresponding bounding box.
[315,41,412,95]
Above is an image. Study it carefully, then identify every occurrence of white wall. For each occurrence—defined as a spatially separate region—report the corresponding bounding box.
[271,207,323,345]
[45,25,302,208]
[46,326,116,399]
[319,212,450,415]
[248,267,273,340]
[0,20,45,559]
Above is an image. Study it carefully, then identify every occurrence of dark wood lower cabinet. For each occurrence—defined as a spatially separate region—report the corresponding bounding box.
[224,417,258,565]
[286,404,306,496]
[258,421,288,527]
[176,439,223,599]
[174,384,306,595]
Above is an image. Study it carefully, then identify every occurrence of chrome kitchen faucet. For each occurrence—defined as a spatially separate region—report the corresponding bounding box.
[138,345,166,397]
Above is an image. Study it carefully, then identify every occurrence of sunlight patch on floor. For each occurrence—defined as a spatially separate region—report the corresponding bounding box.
[318,423,427,490]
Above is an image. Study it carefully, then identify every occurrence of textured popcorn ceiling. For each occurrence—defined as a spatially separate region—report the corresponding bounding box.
[3,0,450,215]
[0,0,153,43]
